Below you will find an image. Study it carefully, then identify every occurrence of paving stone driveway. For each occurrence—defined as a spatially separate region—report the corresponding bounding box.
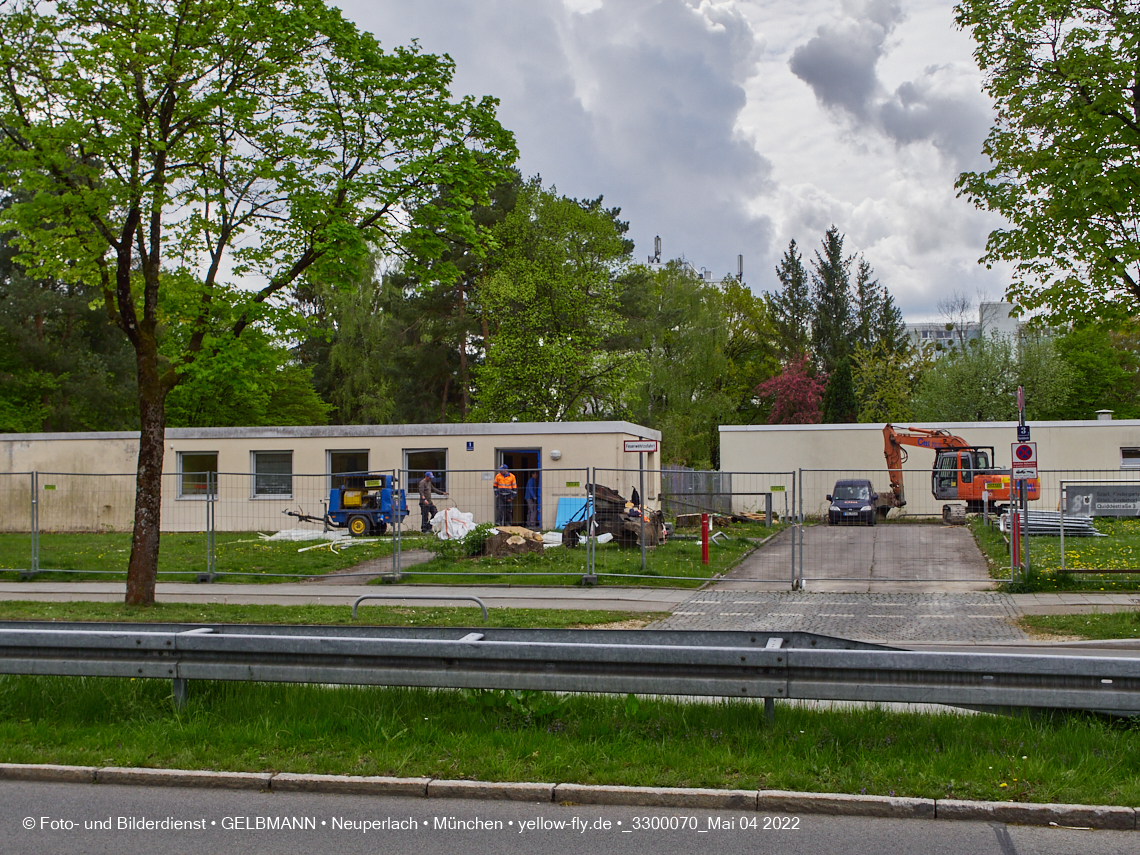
[648,591,1029,643]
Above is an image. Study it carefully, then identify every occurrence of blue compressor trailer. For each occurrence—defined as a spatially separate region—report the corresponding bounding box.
[287,473,408,536]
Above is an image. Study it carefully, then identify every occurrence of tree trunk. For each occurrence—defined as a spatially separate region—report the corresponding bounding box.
[125,344,167,606]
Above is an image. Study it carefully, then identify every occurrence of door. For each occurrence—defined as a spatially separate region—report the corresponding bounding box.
[496,448,541,527]
[933,452,958,500]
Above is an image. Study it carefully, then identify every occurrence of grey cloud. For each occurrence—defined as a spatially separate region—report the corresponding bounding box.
[789,1,903,119]
[790,2,991,169]
[338,0,771,275]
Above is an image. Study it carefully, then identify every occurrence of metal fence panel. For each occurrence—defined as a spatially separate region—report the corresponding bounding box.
[1048,471,1140,577]
[0,472,33,573]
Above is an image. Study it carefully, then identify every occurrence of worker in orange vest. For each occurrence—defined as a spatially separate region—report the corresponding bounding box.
[493,464,517,526]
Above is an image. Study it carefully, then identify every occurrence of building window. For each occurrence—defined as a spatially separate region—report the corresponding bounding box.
[178,452,217,498]
[405,448,447,493]
[328,449,369,489]
[252,451,293,497]
[1122,448,1140,469]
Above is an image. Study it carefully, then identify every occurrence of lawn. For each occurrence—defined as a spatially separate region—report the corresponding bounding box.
[0,600,662,629]
[0,531,393,583]
[968,517,1140,592]
[1019,611,1140,640]
[0,675,1137,806]
[396,533,755,587]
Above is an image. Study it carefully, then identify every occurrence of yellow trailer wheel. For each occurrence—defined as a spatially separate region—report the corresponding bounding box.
[348,515,370,536]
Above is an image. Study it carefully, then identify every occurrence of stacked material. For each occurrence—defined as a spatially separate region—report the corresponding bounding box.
[1000,510,1104,537]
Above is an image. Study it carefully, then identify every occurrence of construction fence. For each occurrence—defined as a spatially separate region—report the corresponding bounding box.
[1,465,1136,586]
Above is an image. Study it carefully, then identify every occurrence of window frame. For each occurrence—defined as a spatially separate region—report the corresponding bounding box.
[327,449,370,490]
[250,450,294,499]
[176,451,218,499]
[1122,448,1140,469]
[404,448,448,494]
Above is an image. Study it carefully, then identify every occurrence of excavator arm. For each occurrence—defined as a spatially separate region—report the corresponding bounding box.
[882,425,971,508]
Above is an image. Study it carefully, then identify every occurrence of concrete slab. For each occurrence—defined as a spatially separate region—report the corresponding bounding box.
[715,523,994,592]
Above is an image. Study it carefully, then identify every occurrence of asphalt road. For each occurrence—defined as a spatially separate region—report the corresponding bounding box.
[1,782,1134,855]
[718,524,993,591]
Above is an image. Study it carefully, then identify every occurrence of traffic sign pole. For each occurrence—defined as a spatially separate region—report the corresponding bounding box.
[1016,386,1027,578]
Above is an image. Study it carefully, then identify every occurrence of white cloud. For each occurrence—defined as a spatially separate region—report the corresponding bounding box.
[336,0,1011,318]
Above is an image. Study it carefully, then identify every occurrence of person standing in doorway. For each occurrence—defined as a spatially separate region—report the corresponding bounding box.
[493,464,517,526]
[418,471,437,533]
[525,472,539,529]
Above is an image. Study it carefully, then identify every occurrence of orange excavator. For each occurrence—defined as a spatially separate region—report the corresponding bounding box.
[882,425,1040,522]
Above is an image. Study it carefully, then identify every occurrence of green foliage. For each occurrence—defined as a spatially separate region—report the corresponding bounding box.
[810,226,853,372]
[852,342,926,424]
[471,179,631,421]
[1053,325,1140,419]
[912,332,1074,422]
[616,262,776,467]
[0,213,137,432]
[821,357,858,423]
[768,240,812,359]
[954,1,1140,323]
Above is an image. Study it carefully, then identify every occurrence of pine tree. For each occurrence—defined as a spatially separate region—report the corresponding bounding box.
[810,226,853,372]
[821,357,858,423]
[768,240,812,359]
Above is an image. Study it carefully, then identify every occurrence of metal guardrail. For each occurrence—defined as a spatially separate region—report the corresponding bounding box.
[0,623,1136,716]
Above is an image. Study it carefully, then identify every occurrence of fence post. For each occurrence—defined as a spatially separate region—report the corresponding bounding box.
[765,492,773,528]
[200,471,217,583]
[394,470,402,582]
[1059,483,1065,574]
[639,451,646,573]
[29,471,39,577]
[700,513,709,565]
[588,470,596,580]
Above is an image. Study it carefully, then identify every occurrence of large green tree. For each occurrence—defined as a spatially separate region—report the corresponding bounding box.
[470,180,630,421]
[0,0,515,603]
[955,0,1140,322]
[768,239,812,359]
[810,226,853,372]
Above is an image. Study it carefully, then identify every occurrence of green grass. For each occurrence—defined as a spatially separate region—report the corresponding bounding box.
[397,535,755,587]
[968,517,1140,592]
[1,676,1137,805]
[0,531,394,583]
[1019,611,1140,640]
[0,600,661,629]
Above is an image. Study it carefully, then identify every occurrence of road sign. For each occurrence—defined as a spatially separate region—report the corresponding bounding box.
[624,440,658,453]
[1012,442,1037,466]
[1012,466,1038,481]
[1017,384,1025,413]
[1017,424,1030,442]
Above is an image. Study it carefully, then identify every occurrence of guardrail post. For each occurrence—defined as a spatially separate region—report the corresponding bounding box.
[172,677,188,709]
[764,696,774,723]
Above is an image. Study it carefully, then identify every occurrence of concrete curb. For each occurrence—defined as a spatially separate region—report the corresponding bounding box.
[96,767,271,790]
[271,773,430,797]
[555,783,756,811]
[0,764,1134,829]
[0,763,96,784]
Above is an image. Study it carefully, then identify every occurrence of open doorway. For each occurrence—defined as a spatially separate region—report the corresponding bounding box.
[496,448,540,528]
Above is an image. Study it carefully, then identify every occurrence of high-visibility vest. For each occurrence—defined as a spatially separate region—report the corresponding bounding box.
[493,473,516,491]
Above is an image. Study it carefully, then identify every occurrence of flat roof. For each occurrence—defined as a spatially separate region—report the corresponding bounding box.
[0,421,661,442]
[720,420,1140,432]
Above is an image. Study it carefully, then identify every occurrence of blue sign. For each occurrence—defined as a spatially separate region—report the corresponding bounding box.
[466,441,474,452]
[1017,425,1030,442]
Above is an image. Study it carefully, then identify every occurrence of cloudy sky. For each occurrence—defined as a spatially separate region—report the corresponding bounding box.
[338,0,1011,321]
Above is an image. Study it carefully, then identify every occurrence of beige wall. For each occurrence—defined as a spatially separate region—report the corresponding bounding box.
[720,420,1140,518]
[0,423,660,532]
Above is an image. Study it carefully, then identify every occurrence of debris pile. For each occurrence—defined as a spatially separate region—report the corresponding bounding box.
[564,484,664,549]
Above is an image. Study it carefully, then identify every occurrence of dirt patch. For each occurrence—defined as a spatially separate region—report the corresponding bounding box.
[569,618,653,630]
[302,549,435,584]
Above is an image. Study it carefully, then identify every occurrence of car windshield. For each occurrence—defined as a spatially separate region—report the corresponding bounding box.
[834,485,870,501]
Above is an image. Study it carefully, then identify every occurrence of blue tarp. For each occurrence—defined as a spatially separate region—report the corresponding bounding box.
[554,497,593,530]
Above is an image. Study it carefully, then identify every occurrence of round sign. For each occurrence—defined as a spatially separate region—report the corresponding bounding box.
[1017,385,1025,412]
[1015,444,1034,461]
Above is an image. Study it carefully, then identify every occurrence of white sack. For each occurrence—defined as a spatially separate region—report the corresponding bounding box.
[432,507,477,540]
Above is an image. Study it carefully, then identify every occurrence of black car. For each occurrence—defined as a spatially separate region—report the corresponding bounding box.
[827,479,878,526]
